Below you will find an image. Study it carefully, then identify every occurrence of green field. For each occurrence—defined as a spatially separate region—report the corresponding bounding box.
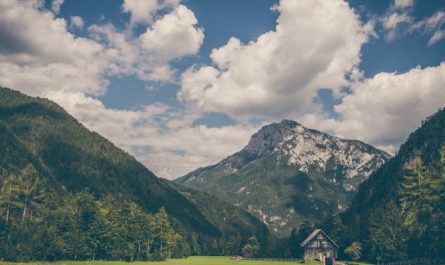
[0,257,377,265]
[0,257,321,265]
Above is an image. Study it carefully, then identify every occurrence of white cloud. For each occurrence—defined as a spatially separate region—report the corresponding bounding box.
[70,16,84,29]
[51,0,64,14]
[394,0,414,9]
[88,4,203,82]
[429,30,445,46]
[302,63,445,154]
[3,0,443,180]
[383,12,412,31]
[381,0,413,41]
[413,11,445,45]
[179,0,372,119]
[49,92,257,179]
[122,0,181,25]
[0,0,107,97]
[381,0,445,45]
[0,0,257,179]
[139,5,204,62]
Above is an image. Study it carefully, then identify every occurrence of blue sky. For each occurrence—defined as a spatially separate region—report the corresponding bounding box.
[1,0,445,178]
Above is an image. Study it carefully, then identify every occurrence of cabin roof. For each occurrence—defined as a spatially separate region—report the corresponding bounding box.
[300,229,338,248]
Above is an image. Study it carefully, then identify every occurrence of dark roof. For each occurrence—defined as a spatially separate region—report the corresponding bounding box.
[300,229,338,248]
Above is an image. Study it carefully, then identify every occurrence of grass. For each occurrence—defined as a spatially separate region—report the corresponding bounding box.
[337,262,374,265]
[0,256,322,265]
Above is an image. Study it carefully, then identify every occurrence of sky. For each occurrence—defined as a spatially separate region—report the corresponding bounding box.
[1,0,445,179]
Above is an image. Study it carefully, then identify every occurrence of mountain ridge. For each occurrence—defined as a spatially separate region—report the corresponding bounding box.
[176,119,391,236]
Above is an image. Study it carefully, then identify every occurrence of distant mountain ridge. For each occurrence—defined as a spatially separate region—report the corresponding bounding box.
[176,120,391,236]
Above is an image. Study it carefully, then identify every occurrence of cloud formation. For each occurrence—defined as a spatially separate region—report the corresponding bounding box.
[302,63,445,154]
[122,0,181,26]
[1,0,444,179]
[70,16,84,29]
[49,92,257,179]
[139,5,204,63]
[51,0,64,14]
[179,0,372,118]
[0,0,218,178]
[382,0,445,45]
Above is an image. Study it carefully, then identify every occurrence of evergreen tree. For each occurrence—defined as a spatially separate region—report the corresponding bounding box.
[190,234,201,256]
[369,201,407,262]
[344,242,362,261]
[242,236,260,258]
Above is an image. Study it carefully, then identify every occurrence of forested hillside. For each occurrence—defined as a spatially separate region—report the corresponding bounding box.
[0,87,271,261]
[325,107,445,262]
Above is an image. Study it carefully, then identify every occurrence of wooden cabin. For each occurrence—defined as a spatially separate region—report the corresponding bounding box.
[300,229,338,265]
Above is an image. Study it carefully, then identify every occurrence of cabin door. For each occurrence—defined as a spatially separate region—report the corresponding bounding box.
[325,257,333,265]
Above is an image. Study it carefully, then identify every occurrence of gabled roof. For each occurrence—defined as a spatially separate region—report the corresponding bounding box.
[300,229,338,248]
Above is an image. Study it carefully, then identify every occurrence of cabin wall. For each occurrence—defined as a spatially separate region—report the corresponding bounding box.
[303,233,337,262]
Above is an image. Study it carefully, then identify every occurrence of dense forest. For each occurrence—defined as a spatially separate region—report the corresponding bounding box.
[0,87,272,261]
[323,107,445,262]
[0,185,188,261]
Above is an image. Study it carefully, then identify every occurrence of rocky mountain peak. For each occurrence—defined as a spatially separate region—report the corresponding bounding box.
[243,119,303,156]
[177,119,392,236]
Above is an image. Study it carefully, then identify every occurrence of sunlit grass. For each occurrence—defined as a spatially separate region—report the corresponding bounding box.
[0,256,321,265]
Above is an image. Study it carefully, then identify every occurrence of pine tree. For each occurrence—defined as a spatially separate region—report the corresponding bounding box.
[400,156,432,215]
[242,236,260,258]
[369,201,407,262]
[344,242,362,261]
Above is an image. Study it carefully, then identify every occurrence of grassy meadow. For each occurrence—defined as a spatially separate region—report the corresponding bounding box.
[0,256,378,265]
[0,256,324,265]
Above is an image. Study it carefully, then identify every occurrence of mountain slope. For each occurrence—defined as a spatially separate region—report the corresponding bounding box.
[335,108,445,261]
[0,86,217,235]
[162,180,271,254]
[176,120,391,236]
[0,86,277,260]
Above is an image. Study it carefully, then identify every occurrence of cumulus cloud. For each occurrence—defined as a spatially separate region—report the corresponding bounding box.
[0,0,220,179]
[88,4,203,82]
[394,0,414,9]
[0,0,107,97]
[179,0,372,119]
[49,92,258,179]
[139,5,204,62]
[0,0,260,180]
[51,0,64,14]
[302,63,445,154]
[70,16,84,29]
[3,0,443,180]
[122,0,181,25]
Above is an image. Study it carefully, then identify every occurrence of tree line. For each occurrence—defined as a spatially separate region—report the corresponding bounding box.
[0,164,275,261]
[323,149,445,263]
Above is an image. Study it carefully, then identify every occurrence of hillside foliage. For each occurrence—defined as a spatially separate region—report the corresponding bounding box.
[0,87,271,261]
[324,107,445,262]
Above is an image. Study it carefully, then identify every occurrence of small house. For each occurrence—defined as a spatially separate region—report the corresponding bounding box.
[300,229,338,265]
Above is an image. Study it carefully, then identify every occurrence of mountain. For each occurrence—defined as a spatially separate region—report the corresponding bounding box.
[162,180,271,253]
[332,108,445,262]
[176,120,391,236]
[0,86,216,233]
[0,86,271,261]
